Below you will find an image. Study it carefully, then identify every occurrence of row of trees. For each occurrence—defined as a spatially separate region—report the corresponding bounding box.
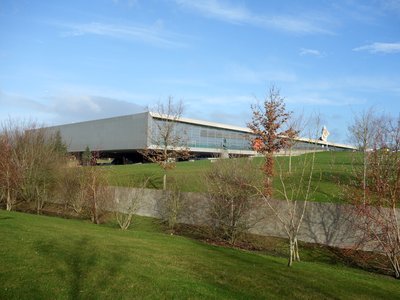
[0,122,66,213]
[147,89,319,267]
[347,110,400,278]
[2,89,399,278]
[0,121,111,225]
[0,92,314,268]
[149,91,400,276]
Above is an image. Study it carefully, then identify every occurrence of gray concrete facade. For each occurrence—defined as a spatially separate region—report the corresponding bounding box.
[47,112,150,152]
[46,112,356,159]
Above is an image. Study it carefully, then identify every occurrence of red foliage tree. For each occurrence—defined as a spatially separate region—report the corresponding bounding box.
[247,86,297,197]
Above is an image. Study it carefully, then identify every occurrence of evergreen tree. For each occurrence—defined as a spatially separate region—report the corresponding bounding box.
[82,146,92,166]
[53,130,68,155]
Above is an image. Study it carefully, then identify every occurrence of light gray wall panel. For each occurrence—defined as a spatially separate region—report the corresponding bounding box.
[48,112,149,152]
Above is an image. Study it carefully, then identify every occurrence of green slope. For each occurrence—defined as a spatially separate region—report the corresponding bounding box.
[0,210,398,299]
[106,151,357,202]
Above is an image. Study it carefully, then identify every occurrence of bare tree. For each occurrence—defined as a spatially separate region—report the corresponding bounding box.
[0,128,20,211]
[56,160,112,223]
[59,158,111,223]
[348,107,378,203]
[0,120,67,213]
[83,166,110,224]
[156,177,187,233]
[142,97,190,190]
[205,158,262,245]
[346,114,400,278]
[57,166,89,216]
[17,127,64,214]
[0,120,114,221]
[248,86,297,197]
[285,113,306,174]
[114,178,149,230]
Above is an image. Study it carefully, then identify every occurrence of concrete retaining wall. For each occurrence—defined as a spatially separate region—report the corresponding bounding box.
[109,186,377,250]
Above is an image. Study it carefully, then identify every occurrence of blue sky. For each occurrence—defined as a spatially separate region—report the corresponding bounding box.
[1,0,399,143]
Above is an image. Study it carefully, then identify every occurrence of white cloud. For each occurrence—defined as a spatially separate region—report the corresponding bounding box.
[0,90,47,111]
[175,0,249,23]
[299,75,400,95]
[0,89,146,125]
[46,95,146,123]
[184,94,253,127]
[299,48,322,57]
[175,0,333,34]
[58,21,187,48]
[353,42,400,54]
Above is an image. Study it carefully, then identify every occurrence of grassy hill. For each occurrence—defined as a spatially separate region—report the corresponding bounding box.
[106,151,356,202]
[0,210,398,299]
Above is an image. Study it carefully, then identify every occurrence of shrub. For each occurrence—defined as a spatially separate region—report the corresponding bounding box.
[204,158,262,245]
[0,121,67,213]
[156,177,186,232]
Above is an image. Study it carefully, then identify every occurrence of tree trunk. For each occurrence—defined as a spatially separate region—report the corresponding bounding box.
[36,186,43,215]
[6,172,13,211]
[263,153,274,197]
[93,198,99,224]
[6,187,12,211]
[363,150,367,204]
[393,257,400,279]
[91,181,99,224]
[288,238,294,267]
[163,172,167,190]
[230,199,235,245]
[94,192,100,224]
[294,237,300,262]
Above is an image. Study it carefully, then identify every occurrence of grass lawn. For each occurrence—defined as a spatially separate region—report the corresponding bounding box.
[106,151,357,202]
[1,210,399,299]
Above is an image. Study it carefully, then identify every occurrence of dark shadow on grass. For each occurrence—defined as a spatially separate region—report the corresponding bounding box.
[35,236,123,299]
[65,237,97,299]
[191,243,296,299]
